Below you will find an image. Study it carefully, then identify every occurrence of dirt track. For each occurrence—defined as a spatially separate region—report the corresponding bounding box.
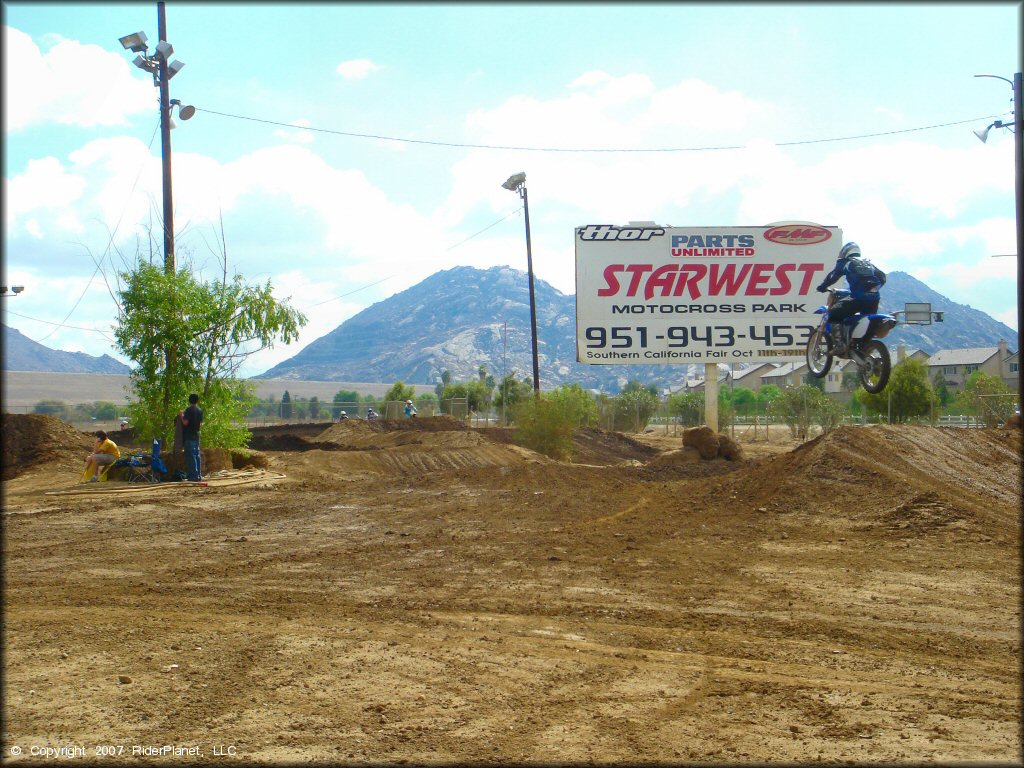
[2,415,1020,764]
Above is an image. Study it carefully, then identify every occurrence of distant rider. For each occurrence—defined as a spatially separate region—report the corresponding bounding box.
[816,241,886,350]
[404,400,418,418]
[366,408,378,421]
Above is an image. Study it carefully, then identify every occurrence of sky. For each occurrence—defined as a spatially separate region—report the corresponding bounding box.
[3,1,1021,379]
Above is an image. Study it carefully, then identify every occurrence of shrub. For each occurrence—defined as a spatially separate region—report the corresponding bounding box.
[512,395,575,461]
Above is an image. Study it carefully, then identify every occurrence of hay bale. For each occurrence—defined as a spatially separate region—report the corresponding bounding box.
[717,434,744,461]
[682,426,720,459]
[201,447,233,472]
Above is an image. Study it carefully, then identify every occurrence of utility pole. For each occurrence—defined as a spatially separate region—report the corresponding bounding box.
[157,0,174,274]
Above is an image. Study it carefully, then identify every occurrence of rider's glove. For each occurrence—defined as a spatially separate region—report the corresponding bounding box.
[816,284,828,293]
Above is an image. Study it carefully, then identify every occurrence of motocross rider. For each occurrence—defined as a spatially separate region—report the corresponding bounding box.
[816,241,885,351]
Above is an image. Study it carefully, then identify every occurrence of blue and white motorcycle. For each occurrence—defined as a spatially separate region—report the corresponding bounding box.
[806,289,897,394]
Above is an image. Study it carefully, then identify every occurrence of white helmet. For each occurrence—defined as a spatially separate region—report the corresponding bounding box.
[839,241,861,260]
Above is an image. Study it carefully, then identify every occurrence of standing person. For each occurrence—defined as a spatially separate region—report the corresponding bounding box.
[403,399,418,418]
[178,393,204,482]
[84,430,120,482]
[816,241,886,351]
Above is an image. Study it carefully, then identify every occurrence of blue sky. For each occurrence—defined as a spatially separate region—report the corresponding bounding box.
[3,1,1021,378]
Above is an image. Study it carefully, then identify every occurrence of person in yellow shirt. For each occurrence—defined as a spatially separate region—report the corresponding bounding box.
[84,430,120,482]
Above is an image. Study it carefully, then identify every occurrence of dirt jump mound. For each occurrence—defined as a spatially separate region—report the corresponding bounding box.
[2,414,95,480]
[710,424,1020,525]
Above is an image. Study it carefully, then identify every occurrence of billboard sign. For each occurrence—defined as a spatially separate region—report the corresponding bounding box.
[575,223,841,365]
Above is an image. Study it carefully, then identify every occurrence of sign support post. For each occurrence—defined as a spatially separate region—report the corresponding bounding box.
[705,363,719,432]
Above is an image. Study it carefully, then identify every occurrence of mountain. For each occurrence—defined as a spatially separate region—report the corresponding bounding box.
[878,271,1014,353]
[257,266,1017,391]
[2,324,131,375]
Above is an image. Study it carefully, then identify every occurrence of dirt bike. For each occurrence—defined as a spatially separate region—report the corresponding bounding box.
[806,288,897,394]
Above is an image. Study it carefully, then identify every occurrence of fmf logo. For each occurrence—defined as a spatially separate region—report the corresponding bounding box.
[577,225,665,241]
[764,225,832,245]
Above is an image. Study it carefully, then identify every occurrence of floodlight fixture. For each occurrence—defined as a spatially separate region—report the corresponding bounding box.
[132,54,156,72]
[502,172,526,192]
[166,59,185,79]
[171,99,195,120]
[973,120,1008,143]
[154,40,173,60]
[119,31,148,52]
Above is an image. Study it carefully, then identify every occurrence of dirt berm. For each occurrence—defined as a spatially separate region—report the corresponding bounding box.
[1,414,1019,763]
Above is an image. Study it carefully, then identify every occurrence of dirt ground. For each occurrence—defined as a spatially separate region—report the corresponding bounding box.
[1,414,1020,764]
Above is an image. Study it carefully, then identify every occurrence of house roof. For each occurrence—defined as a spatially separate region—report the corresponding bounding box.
[928,347,1001,366]
[761,362,803,378]
[893,347,928,361]
[733,363,777,382]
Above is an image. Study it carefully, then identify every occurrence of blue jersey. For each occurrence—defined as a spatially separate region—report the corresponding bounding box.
[818,256,885,300]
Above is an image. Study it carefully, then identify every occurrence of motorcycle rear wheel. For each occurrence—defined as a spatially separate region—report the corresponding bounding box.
[806,323,832,377]
[858,339,891,393]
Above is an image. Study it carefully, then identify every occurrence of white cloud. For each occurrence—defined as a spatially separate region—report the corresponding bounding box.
[336,58,381,80]
[3,26,154,131]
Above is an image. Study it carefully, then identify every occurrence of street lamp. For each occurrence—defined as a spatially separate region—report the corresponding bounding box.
[119,2,192,275]
[502,172,541,395]
[1,285,25,297]
[974,72,1023,415]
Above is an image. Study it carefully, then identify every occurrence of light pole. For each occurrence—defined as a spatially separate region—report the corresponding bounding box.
[502,172,540,395]
[1,285,25,297]
[119,2,193,275]
[974,72,1023,415]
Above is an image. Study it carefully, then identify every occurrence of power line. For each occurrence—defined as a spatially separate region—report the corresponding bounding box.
[197,107,1005,153]
[6,309,115,339]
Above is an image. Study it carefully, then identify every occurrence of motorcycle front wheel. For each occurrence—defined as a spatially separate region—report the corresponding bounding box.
[858,339,891,393]
[806,322,832,377]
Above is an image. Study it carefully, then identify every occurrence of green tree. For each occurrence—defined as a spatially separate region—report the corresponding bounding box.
[281,390,293,419]
[332,389,360,418]
[466,380,491,412]
[621,379,659,397]
[770,385,826,440]
[860,358,937,423]
[816,395,847,434]
[440,382,469,414]
[495,374,533,424]
[613,387,660,432]
[512,394,576,460]
[435,370,452,400]
[668,390,704,427]
[309,395,321,420]
[756,384,781,412]
[384,381,416,404]
[805,373,825,391]
[955,371,1015,426]
[931,371,950,407]
[114,258,305,449]
[33,399,71,419]
[93,401,119,420]
[546,383,598,427]
[729,387,758,417]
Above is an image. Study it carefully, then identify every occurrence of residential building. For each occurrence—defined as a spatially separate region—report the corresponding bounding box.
[927,340,1016,393]
[731,363,778,392]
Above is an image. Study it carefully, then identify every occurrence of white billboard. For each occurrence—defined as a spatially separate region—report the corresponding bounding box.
[575,223,841,365]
